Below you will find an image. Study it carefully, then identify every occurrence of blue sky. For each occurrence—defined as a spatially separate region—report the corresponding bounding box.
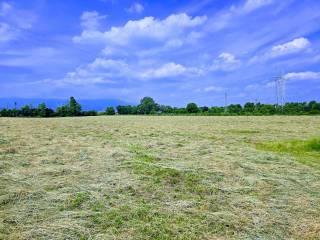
[0,0,320,106]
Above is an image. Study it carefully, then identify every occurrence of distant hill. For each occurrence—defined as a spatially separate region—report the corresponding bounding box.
[0,98,134,111]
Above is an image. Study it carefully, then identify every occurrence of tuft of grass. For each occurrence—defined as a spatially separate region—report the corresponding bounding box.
[64,192,91,210]
[0,137,9,145]
[305,138,320,151]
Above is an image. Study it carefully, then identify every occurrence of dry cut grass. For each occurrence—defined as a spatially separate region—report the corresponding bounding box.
[1,116,320,239]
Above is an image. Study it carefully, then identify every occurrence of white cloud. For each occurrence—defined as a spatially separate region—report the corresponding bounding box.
[246,71,320,92]
[0,1,12,15]
[0,2,15,42]
[250,37,311,63]
[88,58,131,77]
[195,85,225,93]
[81,11,107,30]
[0,47,69,67]
[211,52,241,71]
[0,2,35,29]
[74,13,207,46]
[203,86,224,92]
[270,37,310,57]
[39,57,204,86]
[0,22,16,42]
[71,12,208,84]
[126,2,144,14]
[140,62,187,79]
[218,52,237,63]
[283,71,320,81]
[208,0,275,32]
[0,2,36,43]
[241,0,274,13]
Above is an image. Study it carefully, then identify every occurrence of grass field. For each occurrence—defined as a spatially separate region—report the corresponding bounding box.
[1,116,320,239]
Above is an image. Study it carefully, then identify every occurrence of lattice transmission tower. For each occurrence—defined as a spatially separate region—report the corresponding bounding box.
[272,72,286,108]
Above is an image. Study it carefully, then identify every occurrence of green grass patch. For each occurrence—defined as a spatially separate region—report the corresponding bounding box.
[0,138,9,145]
[63,192,91,210]
[124,145,223,195]
[89,199,237,239]
[256,137,320,169]
[227,129,261,135]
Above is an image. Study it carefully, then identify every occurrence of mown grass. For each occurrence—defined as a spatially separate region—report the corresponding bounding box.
[1,116,320,239]
[257,137,320,169]
[124,144,223,196]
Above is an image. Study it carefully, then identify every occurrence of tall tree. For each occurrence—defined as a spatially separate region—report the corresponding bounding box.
[37,103,47,117]
[138,97,158,114]
[69,97,82,116]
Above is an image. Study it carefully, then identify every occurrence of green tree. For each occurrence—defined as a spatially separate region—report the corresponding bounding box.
[117,105,135,114]
[227,104,242,114]
[69,97,82,116]
[56,105,68,117]
[20,105,32,117]
[258,104,276,115]
[243,102,255,114]
[308,101,320,114]
[105,107,116,115]
[208,106,224,115]
[138,97,158,114]
[0,108,9,117]
[186,103,199,113]
[37,103,47,117]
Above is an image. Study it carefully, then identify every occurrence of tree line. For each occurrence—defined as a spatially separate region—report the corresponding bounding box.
[1,96,320,117]
[0,97,97,117]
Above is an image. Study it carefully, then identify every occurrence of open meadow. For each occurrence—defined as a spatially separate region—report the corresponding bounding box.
[1,116,320,240]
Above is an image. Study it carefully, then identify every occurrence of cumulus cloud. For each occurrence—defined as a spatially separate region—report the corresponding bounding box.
[283,71,320,81]
[140,62,186,79]
[250,37,311,63]
[81,11,107,30]
[211,52,241,71]
[58,12,209,86]
[139,62,203,79]
[43,56,203,86]
[74,13,207,46]
[270,38,310,57]
[126,2,144,14]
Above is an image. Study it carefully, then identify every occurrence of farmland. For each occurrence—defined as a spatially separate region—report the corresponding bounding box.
[1,116,320,239]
